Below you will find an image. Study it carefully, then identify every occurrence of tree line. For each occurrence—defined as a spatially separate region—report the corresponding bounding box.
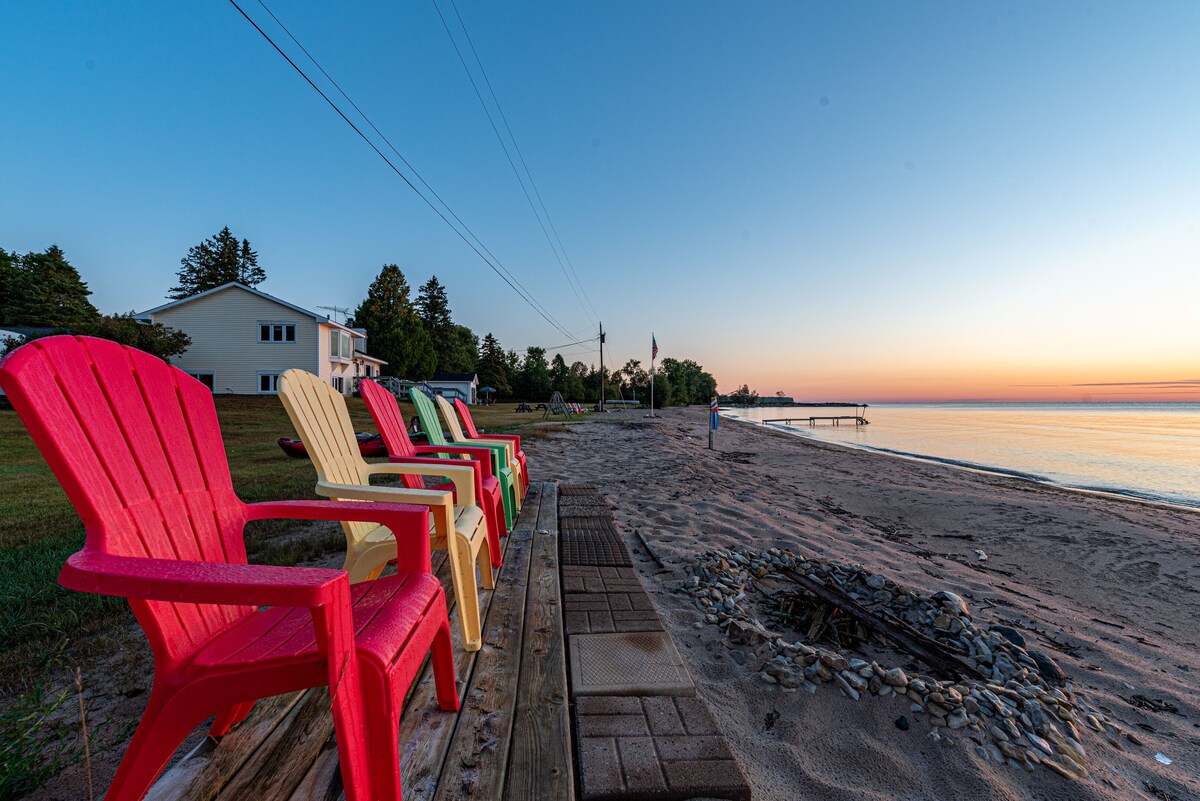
[3,226,721,406]
[0,245,191,357]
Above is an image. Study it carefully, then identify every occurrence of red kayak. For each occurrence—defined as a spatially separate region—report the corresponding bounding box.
[278,432,388,459]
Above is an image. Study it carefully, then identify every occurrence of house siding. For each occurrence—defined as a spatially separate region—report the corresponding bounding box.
[148,286,319,394]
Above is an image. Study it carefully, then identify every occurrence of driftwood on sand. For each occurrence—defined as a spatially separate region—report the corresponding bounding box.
[777,565,987,682]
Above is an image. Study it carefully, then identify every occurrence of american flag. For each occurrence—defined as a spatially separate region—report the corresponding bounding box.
[651,334,658,360]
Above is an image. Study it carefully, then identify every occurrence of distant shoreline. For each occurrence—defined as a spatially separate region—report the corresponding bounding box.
[727,412,1200,514]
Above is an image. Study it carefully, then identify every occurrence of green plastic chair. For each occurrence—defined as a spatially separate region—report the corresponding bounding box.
[411,390,518,529]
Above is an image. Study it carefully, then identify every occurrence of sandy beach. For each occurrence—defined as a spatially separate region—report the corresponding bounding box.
[533,409,1200,801]
[23,408,1200,801]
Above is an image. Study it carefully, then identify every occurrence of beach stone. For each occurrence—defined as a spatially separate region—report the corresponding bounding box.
[883,667,908,687]
[1028,650,1067,685]
[730,649,746,666]
[895,715,910,731]
[992,625,1026,648]
[933,591,971,618]
[834,674,860,701]
[866,574,887,590]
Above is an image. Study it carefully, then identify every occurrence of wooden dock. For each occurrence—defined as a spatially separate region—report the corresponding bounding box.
[146,482,572,801]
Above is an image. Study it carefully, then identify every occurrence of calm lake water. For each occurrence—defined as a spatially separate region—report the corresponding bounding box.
[726,403,1200,509]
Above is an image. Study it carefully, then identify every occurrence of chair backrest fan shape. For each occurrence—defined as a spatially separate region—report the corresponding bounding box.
[359,379,424,491]
[0,336,254,664]
[278,370,379,543]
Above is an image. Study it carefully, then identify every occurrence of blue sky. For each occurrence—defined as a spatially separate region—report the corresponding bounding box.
[3,2,1198,399]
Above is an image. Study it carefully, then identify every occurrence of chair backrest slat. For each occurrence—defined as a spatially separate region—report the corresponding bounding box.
[359,380,424,491]
[278,370,378,543]
[409,391,450,448]
[0,337,253,664]
[452,398,482,438]
[433,395,469,441]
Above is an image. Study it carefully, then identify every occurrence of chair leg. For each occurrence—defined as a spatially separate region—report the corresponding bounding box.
[430,620,460,712]
[483,504,503,569]
[209,700,256,736]
[351,660,402,801]
[103,687,207,800]
[448,537,483,651]
[477,539,496,590]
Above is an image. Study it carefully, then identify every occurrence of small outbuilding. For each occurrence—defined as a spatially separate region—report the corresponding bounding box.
[426,371,479,404]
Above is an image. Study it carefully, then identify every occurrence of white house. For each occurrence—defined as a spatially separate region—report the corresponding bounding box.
[426,371,479,404]
[137,282,386,395]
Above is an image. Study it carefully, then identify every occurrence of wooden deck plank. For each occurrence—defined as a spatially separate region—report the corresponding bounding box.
[432,491,540,800]
[145,691,306,801]
[401,491,543,801]
[504,483,574,801]
[216,688,333,800]
[151,483,563,801]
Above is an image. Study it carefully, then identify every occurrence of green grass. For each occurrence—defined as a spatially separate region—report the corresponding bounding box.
[0,395,579,690]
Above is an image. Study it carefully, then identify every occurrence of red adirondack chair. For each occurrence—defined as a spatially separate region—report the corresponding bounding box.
[452,397,529,491]
[0,336,458,801]
[359,379,507,568]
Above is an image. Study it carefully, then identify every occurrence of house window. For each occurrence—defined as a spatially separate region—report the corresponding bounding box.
[364,365,374,378]
[330,331,353,361]
[332,376,345,393]
[259,322,295,343]
[186,372,215,391]
[258,372,281,394]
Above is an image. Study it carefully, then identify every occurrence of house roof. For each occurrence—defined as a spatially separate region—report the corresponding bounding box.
[354,349,387,365]
[429,372,477,383]
[137,282,359,334]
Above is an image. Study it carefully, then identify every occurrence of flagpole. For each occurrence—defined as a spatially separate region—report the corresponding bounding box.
[649,332,655,417]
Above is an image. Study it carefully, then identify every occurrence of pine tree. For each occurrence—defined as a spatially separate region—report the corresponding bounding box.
[169,226,265,299]
[351,264,437,379]
[416,275,457,370]
[475,333,511,395]
[8,245,99,328]
[0,247,16,325]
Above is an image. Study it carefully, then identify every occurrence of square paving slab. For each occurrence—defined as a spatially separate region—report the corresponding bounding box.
[569,632,694,697]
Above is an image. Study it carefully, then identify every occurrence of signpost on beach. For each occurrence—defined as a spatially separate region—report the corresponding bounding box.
[709,397,718,449]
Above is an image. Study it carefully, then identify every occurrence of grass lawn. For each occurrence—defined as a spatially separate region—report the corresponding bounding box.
[0,394,578,691]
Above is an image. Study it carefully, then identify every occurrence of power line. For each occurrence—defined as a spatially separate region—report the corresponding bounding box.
[433,0,598,325]
[232,0,577,341]
[545,335,599,350]
[249,0,575,341]
[445,0,598,323]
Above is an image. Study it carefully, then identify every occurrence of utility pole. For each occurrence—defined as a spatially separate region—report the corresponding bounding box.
[598,321,606,412]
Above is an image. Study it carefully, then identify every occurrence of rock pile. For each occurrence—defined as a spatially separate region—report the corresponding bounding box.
[681,545,1124,780]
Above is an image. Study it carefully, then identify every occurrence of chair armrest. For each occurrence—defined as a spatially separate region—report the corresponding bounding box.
[315,480,451,508]
[362,461,477,507]
[479,432,522,452]
[59,549,347,608]
[244,499,432,574]
[464,436,514,462]
[411,445,497,479]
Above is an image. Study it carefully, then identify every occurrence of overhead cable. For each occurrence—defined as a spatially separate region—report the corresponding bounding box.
[433,0,598,324]
[232,0,577,341]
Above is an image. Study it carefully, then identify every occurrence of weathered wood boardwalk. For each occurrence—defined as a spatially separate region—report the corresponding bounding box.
[147,482,572,801]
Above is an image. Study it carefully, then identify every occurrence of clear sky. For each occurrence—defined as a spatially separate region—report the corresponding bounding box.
[3,1,1198,402]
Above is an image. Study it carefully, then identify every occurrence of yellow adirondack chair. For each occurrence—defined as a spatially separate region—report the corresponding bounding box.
[433,395,526,507]
[278,370,493,651]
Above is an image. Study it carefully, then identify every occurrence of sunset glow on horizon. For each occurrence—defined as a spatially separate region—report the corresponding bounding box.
[3,2,1198,404]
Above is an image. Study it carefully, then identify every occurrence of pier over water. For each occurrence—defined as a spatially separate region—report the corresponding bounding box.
[761,403,870,427]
